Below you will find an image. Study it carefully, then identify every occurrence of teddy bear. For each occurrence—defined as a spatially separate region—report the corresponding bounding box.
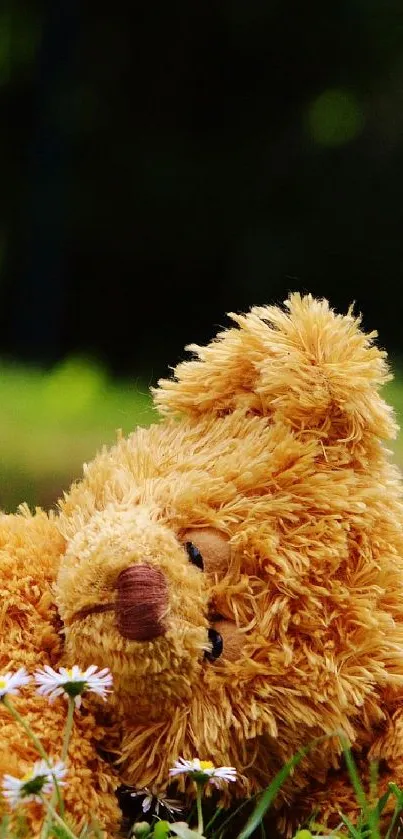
[2,293,403,837]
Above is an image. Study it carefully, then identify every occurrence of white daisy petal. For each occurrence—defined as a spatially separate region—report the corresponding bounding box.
[0,668,31,699]
[58,667,71,680]
[34,665,113,705]
[209,766,236,781]
[131,787,183,816]
[42,760,67,793]
[83,665,98,677]
[142,796,152,813]
[1,760,66,808]
[169,757,237,786]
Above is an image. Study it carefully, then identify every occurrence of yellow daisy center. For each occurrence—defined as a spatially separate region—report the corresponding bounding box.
[199,761,214,771]
[21,770,34,783]
[0,680,6,690]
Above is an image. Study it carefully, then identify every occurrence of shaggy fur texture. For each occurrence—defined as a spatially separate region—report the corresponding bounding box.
[0,508,121,836]
[2,294,403,835]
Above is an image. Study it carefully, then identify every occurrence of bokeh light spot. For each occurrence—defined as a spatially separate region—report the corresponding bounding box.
[307,88,365,146]
[41,358,107,421]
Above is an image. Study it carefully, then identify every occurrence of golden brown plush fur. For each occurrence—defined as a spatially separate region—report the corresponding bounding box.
[3,294,403,834]
[0,508,121,836]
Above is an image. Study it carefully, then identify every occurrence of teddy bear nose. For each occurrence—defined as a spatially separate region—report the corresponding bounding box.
[115,565,168,641]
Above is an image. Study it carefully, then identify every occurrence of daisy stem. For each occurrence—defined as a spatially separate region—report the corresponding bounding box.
[2,696,49,764]
[40,796,79,839]
[39,808,52,839]
[40,696,75,838]
[62,696,75,761]
[39,771,66,839]
[195,782,204,835]
[2,696,64,838]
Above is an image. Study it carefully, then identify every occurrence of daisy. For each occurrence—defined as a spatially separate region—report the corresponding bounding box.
[2,759,66,808]
[0,668,31,699]
[34,664,113,708]
[130,787,183,815]
[169,758,237,787]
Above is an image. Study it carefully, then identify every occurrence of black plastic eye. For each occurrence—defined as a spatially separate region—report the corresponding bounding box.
[205,628,223,661]
[185,541,204,571]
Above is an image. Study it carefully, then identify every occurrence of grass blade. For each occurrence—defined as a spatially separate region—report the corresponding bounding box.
[204,806,224,833]
[338,735,368,820]
[385,802,403,839]
[234,734,334,839]
[338,811,362,839]
[0,817,10,839]
[385,784,403,839]
[210,793,261,837]
[235,745,311,839]
[373,788,392,821]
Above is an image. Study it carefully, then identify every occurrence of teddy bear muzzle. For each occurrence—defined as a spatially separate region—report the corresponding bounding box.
[115,564,168,641]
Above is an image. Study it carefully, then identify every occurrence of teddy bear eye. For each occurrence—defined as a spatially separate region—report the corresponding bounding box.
[205,628,223,661]
[185,541,204,571]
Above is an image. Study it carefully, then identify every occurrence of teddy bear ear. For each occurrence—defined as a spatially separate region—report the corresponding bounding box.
[153,293,397,444]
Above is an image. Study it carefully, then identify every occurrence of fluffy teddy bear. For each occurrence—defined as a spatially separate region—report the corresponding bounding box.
[2,293,403,836]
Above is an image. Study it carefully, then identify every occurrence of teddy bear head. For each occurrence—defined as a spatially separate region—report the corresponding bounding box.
[55,294,403,794]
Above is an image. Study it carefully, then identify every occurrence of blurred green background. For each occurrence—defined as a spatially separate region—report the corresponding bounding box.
[2,3,403,509]
[0,360,156,511]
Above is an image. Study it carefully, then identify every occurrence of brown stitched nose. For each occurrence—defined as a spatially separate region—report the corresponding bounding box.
[116,564,168,641]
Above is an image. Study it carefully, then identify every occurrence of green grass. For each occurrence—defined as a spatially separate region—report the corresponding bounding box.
[3,735,403,838]
[1,358,403,512]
